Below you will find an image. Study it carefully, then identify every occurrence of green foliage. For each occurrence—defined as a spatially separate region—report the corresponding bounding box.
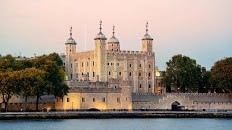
[162,54,202,92]
[0,54,16,72]
[0,53,68,111]
[0,71,21,111]
[47,52,63,66]
[211,57,232,94]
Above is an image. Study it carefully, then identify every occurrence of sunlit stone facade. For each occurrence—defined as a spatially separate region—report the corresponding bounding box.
[65,21,155,93]
[55,79,132,110]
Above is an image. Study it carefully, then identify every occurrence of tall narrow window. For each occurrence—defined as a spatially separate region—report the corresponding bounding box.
[67,98,70,102]
[109,71,111,75]
[129,72,132,76]
[82,62,83,67]
[93,98,95,102]
[93,61,94,66]
[93,72,95,77]
[130,64,132,67]
[102,97,106,102]
[139,84,142,88]
[117,98,120,103]
[119,72,121,76]
[82,98,85,102]
[149,84,151,88]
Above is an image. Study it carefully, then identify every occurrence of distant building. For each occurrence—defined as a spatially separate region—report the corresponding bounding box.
[155,67,165,94]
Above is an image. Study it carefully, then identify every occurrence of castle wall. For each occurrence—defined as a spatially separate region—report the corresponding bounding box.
[106,50,155,93]
[132,93,232,110]
[72,51,95,81]
[54,81,132,110]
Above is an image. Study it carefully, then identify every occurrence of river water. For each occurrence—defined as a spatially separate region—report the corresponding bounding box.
[0,118,231,130]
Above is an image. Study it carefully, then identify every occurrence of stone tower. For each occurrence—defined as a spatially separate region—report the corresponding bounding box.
[142,22,153,52]
[107,25,120,51]
[94,20,107,81]
[65,27,77,80]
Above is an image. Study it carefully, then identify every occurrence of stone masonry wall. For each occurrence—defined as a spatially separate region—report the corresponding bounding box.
[132,93,232,110]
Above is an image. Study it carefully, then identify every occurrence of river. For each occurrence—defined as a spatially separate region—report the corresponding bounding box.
[0,118,231,130]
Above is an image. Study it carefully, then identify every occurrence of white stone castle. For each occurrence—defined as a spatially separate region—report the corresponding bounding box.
[65,21,155,93]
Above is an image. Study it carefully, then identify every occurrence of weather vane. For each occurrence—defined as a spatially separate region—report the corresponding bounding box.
[99,20,102,32]
[70,26,72,38]
[113,25,115,36]
[146,22,148,34]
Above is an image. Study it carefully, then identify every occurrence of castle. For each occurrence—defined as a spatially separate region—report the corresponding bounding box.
[65,21,155,93]
[1,22,231,112]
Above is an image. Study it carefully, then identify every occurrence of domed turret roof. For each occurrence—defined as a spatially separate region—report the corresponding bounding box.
[108,36,119,43]
[142,34,153,40]
[94,20,107,40]
[66,37,76,44]
[108,25,119,44]
[94,32,107,40]
[65,27,77,45]
[142,22,153,40]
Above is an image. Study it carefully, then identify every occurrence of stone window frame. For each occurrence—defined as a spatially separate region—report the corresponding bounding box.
[102,97,106,102]
[117,98,120,103]
[82,98,85,102]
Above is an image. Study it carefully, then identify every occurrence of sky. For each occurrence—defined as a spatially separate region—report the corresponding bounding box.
[0,0,231,70]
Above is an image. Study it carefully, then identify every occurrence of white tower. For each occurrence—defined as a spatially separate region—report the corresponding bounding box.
[94,20,107,82]
[65,27,77,80]
[141,22,153,52]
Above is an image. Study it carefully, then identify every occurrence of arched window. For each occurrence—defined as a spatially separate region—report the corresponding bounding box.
[149,84,151,88]
[148,72,151,77]
[109,71,111,75]
[119,72,121,75]
[129,72,132,76]
[139,84,142,88]
[139,72,141,76]
[129,64,132,67]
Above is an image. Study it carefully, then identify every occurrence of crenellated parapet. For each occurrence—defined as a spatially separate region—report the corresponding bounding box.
[107,50,154,56]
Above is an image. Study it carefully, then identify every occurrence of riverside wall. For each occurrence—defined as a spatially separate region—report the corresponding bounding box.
[1,111,232,119]
[132,93,232,110]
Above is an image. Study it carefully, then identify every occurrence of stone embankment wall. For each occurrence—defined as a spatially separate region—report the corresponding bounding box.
[132,93,232,110]
[0,103,54,111]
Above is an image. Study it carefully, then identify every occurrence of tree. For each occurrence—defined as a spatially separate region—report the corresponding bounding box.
[198,71,211,93]
[211,57,232,95]
[47,52,63,66]
[20,68,45,111]
[0,71,20,111]
[32,54,69,107]
[0,54,16,72]
[162,54,202,93]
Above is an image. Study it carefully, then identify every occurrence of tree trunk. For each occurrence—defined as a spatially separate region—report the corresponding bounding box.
[36,95,39,111]
[24,96,28,112]
[4,102,8,112]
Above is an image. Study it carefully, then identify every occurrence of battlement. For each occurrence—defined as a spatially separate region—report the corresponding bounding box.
[106,50,154,56]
